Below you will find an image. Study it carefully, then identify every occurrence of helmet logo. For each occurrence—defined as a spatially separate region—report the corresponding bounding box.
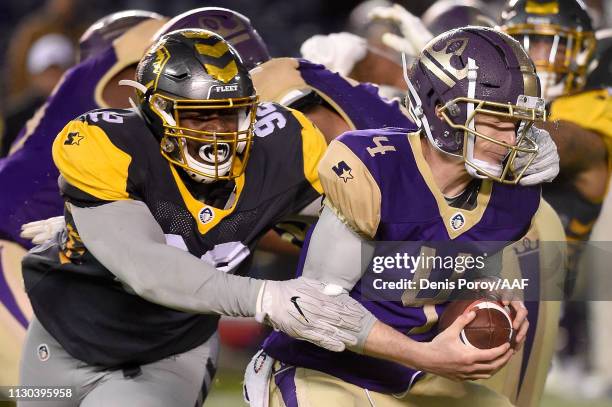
[450,212,466,231]
[195,40,238,83]
[152,47,170,75]
[422,38,470,87]
[525,0,559,15]
[198,206,215,224]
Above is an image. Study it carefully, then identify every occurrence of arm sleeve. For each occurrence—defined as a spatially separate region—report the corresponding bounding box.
[318,138,382,237]
[301,205,374,291]
[70,199,263,316]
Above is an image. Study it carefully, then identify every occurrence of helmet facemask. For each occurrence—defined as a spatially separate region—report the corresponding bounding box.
[437,94,546,184]
[149,92,258,183]
[504,25,596,99]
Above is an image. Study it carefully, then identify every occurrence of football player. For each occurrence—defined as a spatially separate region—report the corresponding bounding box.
[152,7,415,256]
[500,0,612,398]
[367,2,565,405]
[18,30,372,407]
[0,10,166,392]
[248,27,560,407]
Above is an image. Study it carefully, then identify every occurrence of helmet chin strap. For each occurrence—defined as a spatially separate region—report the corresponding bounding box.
[403,53,443,153]
[464,57,502,179]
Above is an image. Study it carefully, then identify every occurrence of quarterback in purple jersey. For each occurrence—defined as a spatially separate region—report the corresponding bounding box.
[245,27,562,406]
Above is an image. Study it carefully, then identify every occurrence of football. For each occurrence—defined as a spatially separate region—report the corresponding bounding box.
[438,299,514,349]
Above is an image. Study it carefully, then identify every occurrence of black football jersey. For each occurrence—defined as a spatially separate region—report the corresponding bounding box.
[22,103,326,367]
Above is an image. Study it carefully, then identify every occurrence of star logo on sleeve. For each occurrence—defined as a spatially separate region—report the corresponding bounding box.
[64,132,84,146]
[332,161,354,183]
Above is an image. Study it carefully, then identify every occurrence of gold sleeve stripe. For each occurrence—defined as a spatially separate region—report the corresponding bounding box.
[292,109,327,195]
[52,121,132,201]
[318,140,381,238]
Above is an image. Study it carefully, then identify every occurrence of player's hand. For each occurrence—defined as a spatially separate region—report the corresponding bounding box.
[255,278,376,352]
[503,299,529,351]
[20,216,66,244]
[368,4,433,56]
[418,311,513,381]
[515,125,559,185]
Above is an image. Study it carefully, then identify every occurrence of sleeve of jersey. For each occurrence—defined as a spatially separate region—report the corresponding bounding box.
[52,119,134,205]
[291,109,327,195]
[317,138,382,238]
[550,89,612,170]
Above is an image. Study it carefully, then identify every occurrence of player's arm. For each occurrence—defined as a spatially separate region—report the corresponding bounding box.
[51,116,370,352]
[539,120,606,175]
[309,138,514,378]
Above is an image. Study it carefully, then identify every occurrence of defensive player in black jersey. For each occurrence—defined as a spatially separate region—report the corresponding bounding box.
[18,29,373,407]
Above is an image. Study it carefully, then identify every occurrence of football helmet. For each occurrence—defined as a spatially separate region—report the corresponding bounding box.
[405,27,546,183]
[500,0,596,100]
[154,7,270,70]
[133,29,258,182]
[78,10,165,62]
[422,0,496,36]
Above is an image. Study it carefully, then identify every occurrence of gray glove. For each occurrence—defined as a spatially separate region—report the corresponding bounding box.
[255,278,375,352]
[515,125,560,186]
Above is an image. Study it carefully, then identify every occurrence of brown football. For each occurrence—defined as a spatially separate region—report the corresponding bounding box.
[438,299,514,349]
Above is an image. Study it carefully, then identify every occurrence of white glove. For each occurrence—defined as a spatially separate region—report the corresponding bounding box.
[20,216,66,244]
[368,4,434,56]
[514,126,560,186]
[255,278,374,352]
[300,32,368,76]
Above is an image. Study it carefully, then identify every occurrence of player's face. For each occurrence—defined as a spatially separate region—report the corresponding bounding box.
[473,113,518,165]
[526,35,568,71]
[179,109,240,166]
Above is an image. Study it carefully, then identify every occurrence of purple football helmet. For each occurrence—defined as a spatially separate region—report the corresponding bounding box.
[78,10,165,62]
[422,0,496,36]
[154,7,271,70]
[405,27,546,183]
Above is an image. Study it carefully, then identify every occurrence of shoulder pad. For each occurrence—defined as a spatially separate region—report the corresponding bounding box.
[251,58,311,105]
[318,136,383,238]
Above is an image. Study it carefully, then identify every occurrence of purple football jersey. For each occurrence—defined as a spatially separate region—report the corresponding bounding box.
[0,47,118,247]
[296,59,413,130]
[264,128,541,394]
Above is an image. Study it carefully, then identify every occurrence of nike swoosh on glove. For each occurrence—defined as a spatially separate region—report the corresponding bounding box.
[255,278,376,352]
[514,125,560,186]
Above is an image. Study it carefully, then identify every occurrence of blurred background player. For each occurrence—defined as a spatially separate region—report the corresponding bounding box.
[500,0,612,399]
[0,10,166,397]
[421,0,496,36]
[1,33,75,156]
